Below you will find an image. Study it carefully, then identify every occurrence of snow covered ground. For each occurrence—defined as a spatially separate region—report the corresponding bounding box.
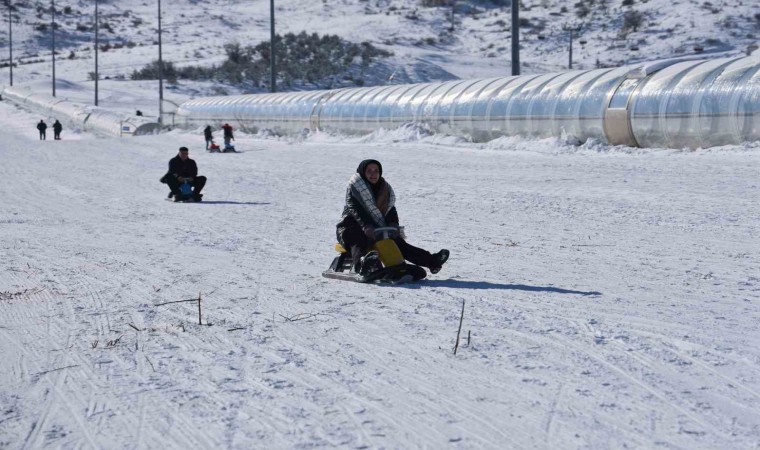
[1,90,759,449]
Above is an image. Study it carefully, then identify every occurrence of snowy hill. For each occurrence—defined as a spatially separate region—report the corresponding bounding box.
[1,0,758,97]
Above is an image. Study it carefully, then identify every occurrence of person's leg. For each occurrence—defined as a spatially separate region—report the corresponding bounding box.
[165,176,182,197]
[394,238,449,272]
[341,227,370,272]
[394,237,434,267]
[192,176,207,195]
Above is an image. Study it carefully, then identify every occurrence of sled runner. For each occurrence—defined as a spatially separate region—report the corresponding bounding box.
[322,227,426,284]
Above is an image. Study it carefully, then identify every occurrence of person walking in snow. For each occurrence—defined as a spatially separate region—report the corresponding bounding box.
[204,125,214,150]
[336,159,449,275]
[222,123,234,148]
[159,146,207,202]
[37,120,47,140]
[53,120,63,140]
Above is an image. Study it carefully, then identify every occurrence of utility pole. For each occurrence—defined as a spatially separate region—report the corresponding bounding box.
[269,0,275,93]
[94,0,98,106]
[449,1,456,32]
[158,0,163,124]
[511,0,519,76]
[7,0,12,86]
[563,23,582,70]
[51,0,56,96]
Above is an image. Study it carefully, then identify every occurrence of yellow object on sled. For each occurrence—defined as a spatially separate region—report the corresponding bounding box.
[333,239,404,268]
[372,239,404,267]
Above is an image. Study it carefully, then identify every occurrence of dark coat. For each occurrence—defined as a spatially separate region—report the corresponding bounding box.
[161,155,198,184]
[37,121,47,131]
[336,159,399,243]
[222,124,234,139]
[168,155,198,178]
[53,121,62,132]
[204,126,213,140]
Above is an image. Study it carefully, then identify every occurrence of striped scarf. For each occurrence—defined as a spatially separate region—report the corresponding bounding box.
[348,173,395,227]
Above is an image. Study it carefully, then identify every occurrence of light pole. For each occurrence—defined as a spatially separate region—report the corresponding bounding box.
[51,0,56,96]
[269,0,275,93]
[7,0,12,86]
[94,0,98,106]
[562,23,582,70]
[511,0,519,76]
[158,0,163,123]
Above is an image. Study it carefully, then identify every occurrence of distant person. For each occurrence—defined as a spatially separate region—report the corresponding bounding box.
[204,125,214,150]
[53,120,63,140]
[36,120,47,140]
[222,123,234,147]
[136,110,143,116]
[159,146,206,202]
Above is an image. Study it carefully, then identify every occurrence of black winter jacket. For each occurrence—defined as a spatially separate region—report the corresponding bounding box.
[167,155,198,178]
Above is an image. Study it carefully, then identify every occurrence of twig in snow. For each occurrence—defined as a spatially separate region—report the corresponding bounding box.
[453,299,465,355]
[34,364,80,377]
[227,327,246,332]
[154,298,199,306]
[198,292,202,325]
[144,355,156,372]
[106,336,123,348]
[467,330,471,347]
[279,313,336,322]
[571,244,616,247]
[128,323,142,332]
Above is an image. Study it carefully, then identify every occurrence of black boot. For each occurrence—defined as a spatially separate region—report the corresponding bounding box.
[429,249,449,274]
[359,251,382,275]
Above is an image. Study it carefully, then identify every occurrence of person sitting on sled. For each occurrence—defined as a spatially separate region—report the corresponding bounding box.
[159,146,206,202]
[336,159,449,275]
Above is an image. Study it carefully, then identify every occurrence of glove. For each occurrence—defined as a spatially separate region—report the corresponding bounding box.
[362,225,375,240]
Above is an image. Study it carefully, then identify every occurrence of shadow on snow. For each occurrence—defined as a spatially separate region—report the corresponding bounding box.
[190,201,272,205]
[402,279,601,296]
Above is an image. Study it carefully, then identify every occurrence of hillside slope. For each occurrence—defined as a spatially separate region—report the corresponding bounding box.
[1,0,757,95]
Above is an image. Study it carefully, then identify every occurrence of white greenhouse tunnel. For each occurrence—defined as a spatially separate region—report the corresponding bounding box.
[1,85,160,138]
[3,56,757,148]
[174,55,760,149]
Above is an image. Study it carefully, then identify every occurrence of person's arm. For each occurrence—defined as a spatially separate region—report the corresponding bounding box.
[168,158,181,180]
[385,206,399,227]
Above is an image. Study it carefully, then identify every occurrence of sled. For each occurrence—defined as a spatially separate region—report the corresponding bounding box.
[208,142,237,153]
[322,227,426,284]
[166,182,203,202]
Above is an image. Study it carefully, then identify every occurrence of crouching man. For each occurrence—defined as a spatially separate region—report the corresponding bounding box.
[160,146,206,202]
